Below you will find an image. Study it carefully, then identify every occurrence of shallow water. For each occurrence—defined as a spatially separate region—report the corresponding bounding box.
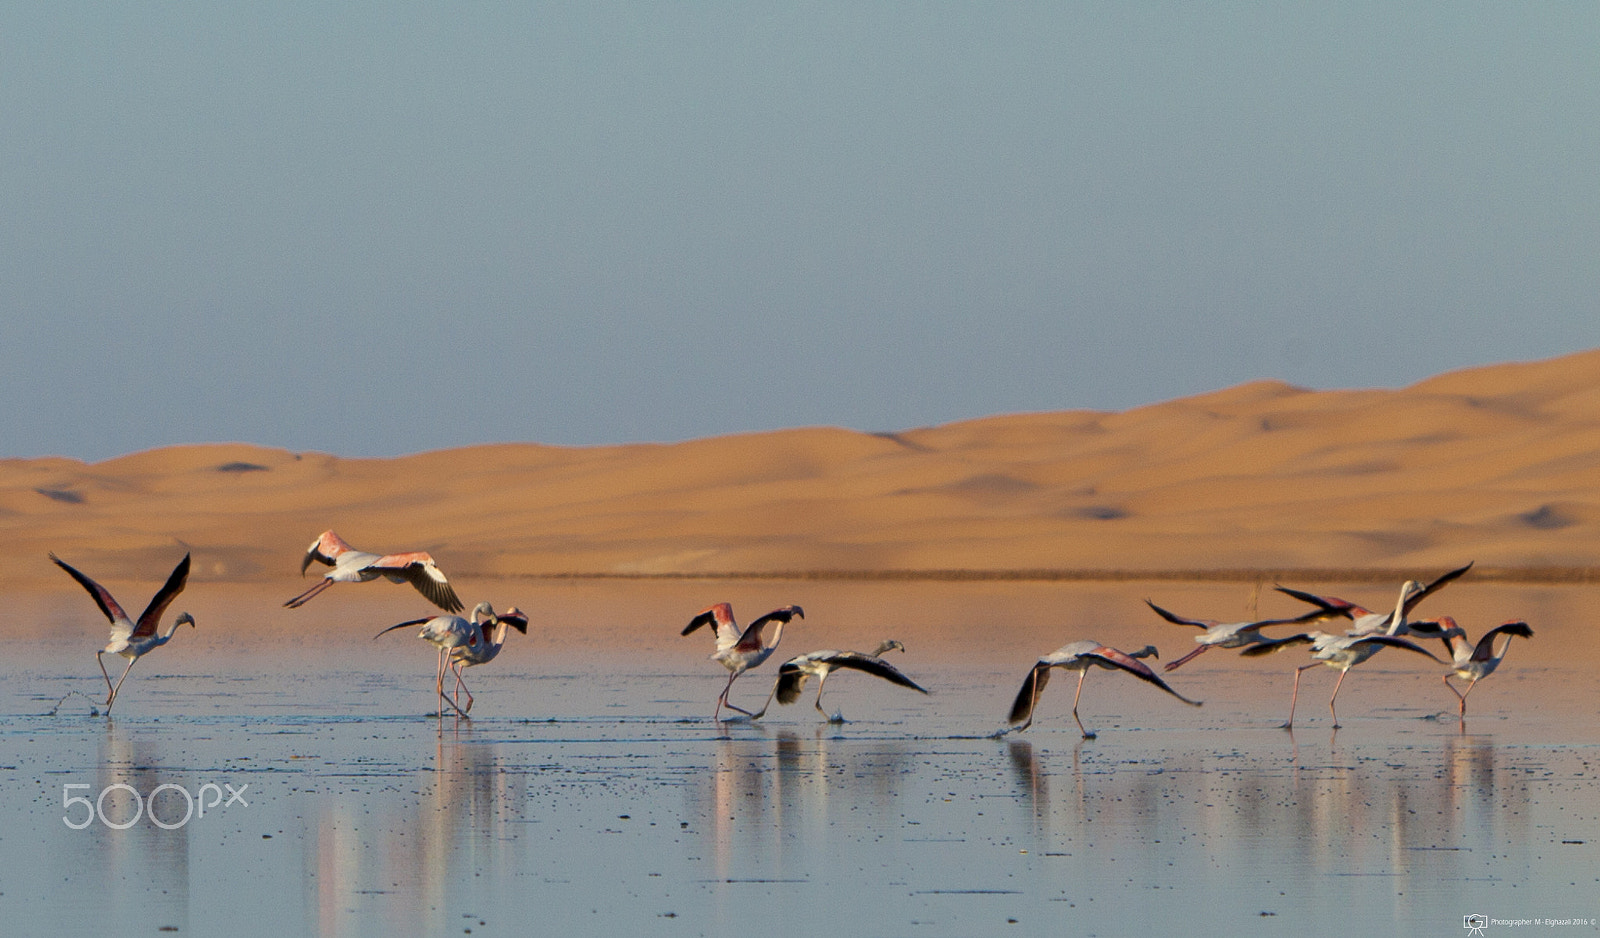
[2,580,1597,936]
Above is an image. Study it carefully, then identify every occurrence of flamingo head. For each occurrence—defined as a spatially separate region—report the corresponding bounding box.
[874,639,906,656]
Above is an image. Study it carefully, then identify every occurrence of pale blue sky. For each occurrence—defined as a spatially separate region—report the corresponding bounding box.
[3,4,1596,461]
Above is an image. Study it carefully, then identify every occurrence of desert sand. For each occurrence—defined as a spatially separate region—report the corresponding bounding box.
[4,349,1598,587]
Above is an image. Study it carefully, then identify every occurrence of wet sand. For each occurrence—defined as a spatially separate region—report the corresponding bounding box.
[3,580,1597,936]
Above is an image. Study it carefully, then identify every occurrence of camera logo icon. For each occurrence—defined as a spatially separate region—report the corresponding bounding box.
[1464,914,1488,936]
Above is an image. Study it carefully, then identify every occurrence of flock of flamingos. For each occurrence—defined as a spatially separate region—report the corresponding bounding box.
[51,530,1534,736]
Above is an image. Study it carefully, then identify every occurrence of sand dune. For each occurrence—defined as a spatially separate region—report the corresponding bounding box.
[4,350,1599,586]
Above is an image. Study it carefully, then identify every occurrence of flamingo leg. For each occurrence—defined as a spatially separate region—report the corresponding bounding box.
[1327,668,1350,728]
[815,670,842,721]
[1165,644,1209,671]
[105,656,139,714]
[1071,669,1094,739]
[432,649,465,719]
[722,691,755,718]
[714,671,738,721]
[96,651,115,704]
[1283,663,1317,729]
[749,677,781,721]
[1455,676,1480,717]
[454,663,474,715]
[284,577,335,609]
[434,648,448,718]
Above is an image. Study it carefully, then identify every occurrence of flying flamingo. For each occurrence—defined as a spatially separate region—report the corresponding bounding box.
[51,552,195,715]
[1412,616,1533,718]
[1241,629,1443,728]
[444,606,529,714]
[681,603,803,720]
[749,640,928,722]
[1006,642,1201,738]
[1275,562,1473,637]
[376,601,495,717]
[1146,600,1336,671]
[286,530,462,613]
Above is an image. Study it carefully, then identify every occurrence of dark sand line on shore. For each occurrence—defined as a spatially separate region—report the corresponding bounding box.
[495,565,1600,584]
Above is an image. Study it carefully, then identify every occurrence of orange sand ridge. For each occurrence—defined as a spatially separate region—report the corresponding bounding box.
[3,350,1598,587]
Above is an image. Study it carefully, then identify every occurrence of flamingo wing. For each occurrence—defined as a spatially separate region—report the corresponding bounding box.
[51,553,134,637]
[373,617,437,639]
[1403,562,1474,615]
[1273,586,1356,617]
[1007,662,1052,725]
[682,603,731,638]
[1348,634,1445,663]
[1263,606,1354,627]
[735,605,804,651]
[129,553,191,640]
[496,608,530,635]
[815,651,929,694]
[1085,646,1201,707]
[773,665,811,705]
[1472,621,1532,662]
[372,552,462,613]
[1239,633,1317,657]
[1145,600,1211,628]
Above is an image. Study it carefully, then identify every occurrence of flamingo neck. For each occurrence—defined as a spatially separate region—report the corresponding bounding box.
[1384,589,1409,635]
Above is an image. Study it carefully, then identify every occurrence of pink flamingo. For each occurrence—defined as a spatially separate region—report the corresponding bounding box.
[681,603,803,720]
[445,606,529,714]
[1006,641,1200,738]
[52,552,195,714]
[1275,562,1473,637]
[1146,599,1335,671]
[376,601,495,717]
[1242,629,1443,728]
[286,530,462,613]
[1413,616,1533,717]
[749,640,928,722]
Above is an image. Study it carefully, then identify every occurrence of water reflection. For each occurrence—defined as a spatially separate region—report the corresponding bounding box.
[294,722,523,938]
[95,726,190,926]
[10,571,1596,935]
[994,730,1553,919]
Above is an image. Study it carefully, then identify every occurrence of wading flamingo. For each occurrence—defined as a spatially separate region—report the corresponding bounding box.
[1275,562,1473,638]
[376,601,494,717]
[750,640,928,722]
[681,603,803,720]
[286,530,462,613]
[52,552,195,715]
[1006,642,1200,738]
[1412,617,1533,718]
[445,606,529,714]
[1146,600,1336,671]
[1242,629,1443,728]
